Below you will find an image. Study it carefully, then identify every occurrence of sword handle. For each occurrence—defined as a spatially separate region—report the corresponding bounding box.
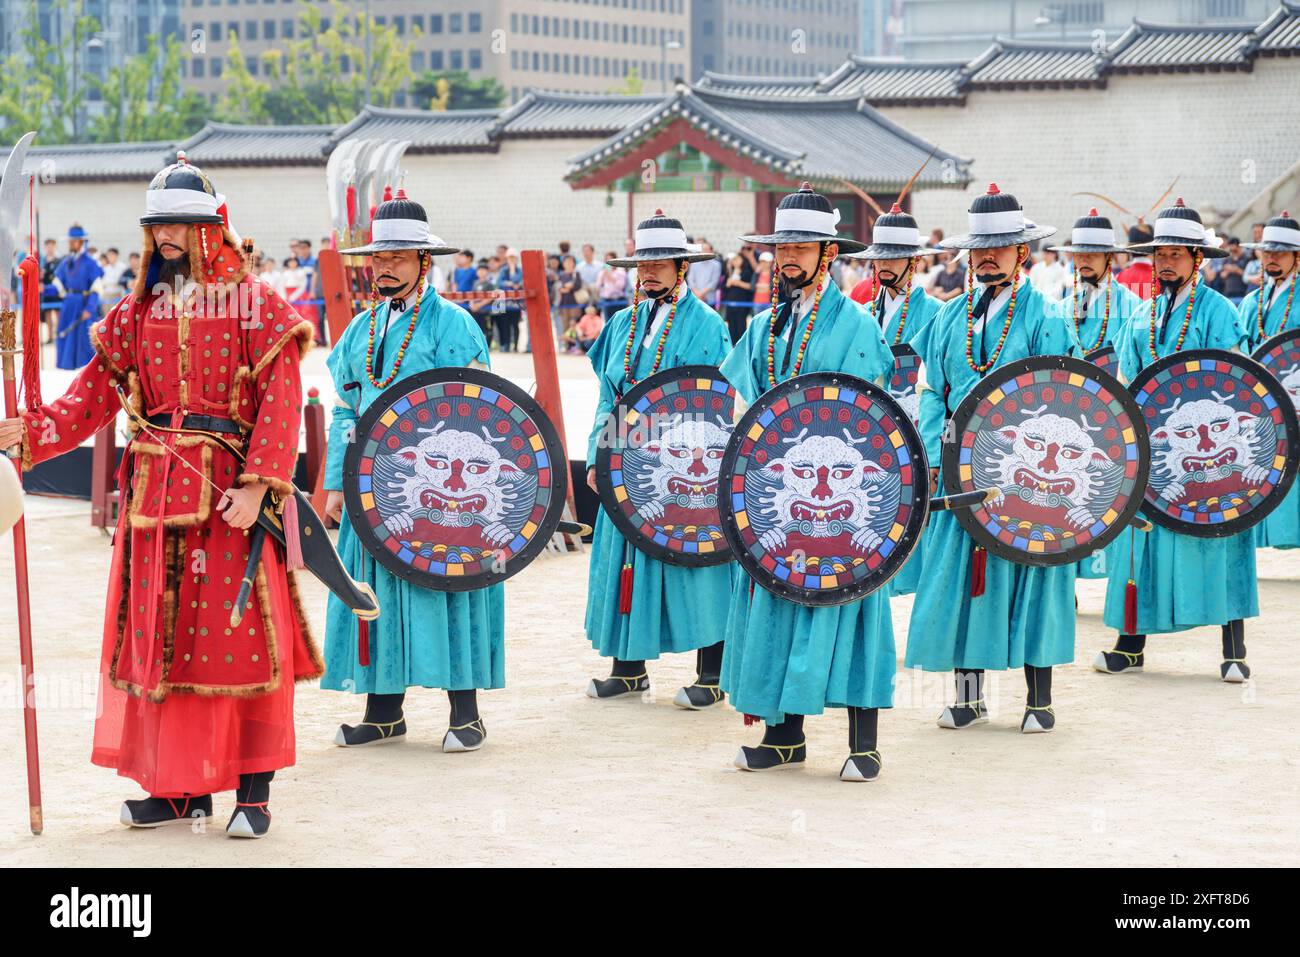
[930,487,1000,511]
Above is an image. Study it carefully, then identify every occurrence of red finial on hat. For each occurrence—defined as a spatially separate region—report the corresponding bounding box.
[382,184,393,202]
[654,208,664,215]
[1088,207,1099,216]
[176,150,188,164]
[986,183,1000,194]
[889,202,902,213]
[1174,197,1185,207]
[1283,210,1291,217]
[396,187,407,199]
[799,182,812,190]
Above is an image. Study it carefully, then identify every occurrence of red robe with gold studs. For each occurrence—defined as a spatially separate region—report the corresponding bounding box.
[20,225,322,797]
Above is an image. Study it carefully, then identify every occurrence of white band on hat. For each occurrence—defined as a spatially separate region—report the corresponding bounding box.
[635,226,688,251]
[372,218,431,242]
[774,206,841,236]
[872,224,921,246]
[145,188,223,217]
[1154,216,1204,242]
[1072,226,1115,247]
[1263,224,1300,247]
[968,209,1024,235]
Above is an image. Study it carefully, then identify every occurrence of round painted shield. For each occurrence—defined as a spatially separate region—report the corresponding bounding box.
[594,365,736,566]
[1253,328,1300,415]
[343,367,568,591]
[943,355,1149,566]
[1129,349,1298,537]
[719,372,929,605]
[1084,344,1116,375]
[888,344,924,428]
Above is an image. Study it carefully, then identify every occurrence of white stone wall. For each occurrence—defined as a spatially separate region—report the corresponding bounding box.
[631,190,755,255]
[889,58,1300,241]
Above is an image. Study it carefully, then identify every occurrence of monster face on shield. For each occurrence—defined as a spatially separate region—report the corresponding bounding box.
[1148,395,1275,505]
[624,417,730,524]
[746,430,902,559]
[973,410,1123,531]
[372,422,538,551]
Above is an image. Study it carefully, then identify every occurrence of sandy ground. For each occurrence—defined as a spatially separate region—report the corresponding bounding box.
[2,347,1298,866]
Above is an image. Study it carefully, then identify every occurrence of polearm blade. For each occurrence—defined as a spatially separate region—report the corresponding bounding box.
[0,132,42,833]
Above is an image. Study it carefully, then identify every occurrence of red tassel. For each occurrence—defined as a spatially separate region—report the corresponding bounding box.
[970,545,987,597]
[1124,579,1138,635]
[357,618,371,667]
[281,494,305,571]
[17,255,42,408]
[744,714,759,726]
[618,562,634,614]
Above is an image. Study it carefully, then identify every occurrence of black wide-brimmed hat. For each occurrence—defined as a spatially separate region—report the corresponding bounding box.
[1243,211,1300,252]
[1048,208,1126,254]
[849,203,942,260]
[1125,198,1228,259]
[339,193,461,256]
[1127,220,1154,246]
[940,183,1055,250]
[606,210,715,267]
[740,183,867,253]
[140,151,226,226]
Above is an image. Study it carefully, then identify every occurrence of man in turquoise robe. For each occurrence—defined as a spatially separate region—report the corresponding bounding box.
[846,203,943,596]
[1241,211,1300,549]
[1047,209,1144,580]
[321,194,500,751]
[1095,199,1258,683]
[719,184,896,782]
[582,211,736,708]
[906,184,1079,734]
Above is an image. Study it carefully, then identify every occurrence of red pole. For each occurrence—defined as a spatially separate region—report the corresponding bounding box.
[318,248,356,347]
[520,250,577,521]
[1,305,42,835]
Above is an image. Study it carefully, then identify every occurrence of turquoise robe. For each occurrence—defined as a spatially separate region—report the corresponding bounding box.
[583,289,738,661]
[1052,276,1144,578]
[1242,273,1300,549]
[905,280,1081,672]
[321,293,503,694]
[873,285,943,596]
[718,282,897,722]
[1102,279,1259,634]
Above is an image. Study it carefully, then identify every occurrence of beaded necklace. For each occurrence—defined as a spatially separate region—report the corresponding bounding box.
[964,258,1022,374]
[1072,267,1112,353]
[365,253,428,389]
[1146,252,1201,361]
[623,261,687,386]
[767,250,829,387]
[871,260,915,345]
[1256,266,1298,340]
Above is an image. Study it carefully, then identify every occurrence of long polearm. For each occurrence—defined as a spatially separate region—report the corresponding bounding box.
[0,131,42,835]
[0,307,42,836]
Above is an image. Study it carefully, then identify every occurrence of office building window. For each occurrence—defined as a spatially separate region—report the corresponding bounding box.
[394,16,404,34]
[469,12,481,32]
[192,57,205,77]
[450,49,463,69]
[263,19,274,38]
[244,20,257,39]
[210,22,222,39]
[430,50,444,70]
[450,13,462,32]
[430,14,442,33]
[412,14,424,32]
[412,50,425,70]
[281,19,292,38]
[470,48,482,69]
[211,58,223,76]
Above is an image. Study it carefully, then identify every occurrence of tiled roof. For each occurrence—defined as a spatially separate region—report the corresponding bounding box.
[1106,20,1258,71]
[2,141,173,181]
[694,73,821,98]
[1256,0,1300,54]
[177,122,335,165]
[965,39,1106,87]
[818,56,967,103]
[329,106,502,152]
[495,90,671,136]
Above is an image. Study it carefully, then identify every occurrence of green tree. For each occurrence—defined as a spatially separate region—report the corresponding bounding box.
[88,36,210,142]
[215,30,271,124]
[614,66,644,96]
[411,70,507,111]
[0,0,96,144]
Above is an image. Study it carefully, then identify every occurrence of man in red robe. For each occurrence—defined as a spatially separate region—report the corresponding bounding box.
[0,154,319,838]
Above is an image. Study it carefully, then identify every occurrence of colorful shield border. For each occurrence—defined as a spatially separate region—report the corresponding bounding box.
[1084,344,1116,374]
[942,354,1149,567]
[718,371,930,606]
[342,367,568,591]
[889,343,924,427]
[1129,348,1298,537]
[594,365,736,567]
[1253,328,1300,415]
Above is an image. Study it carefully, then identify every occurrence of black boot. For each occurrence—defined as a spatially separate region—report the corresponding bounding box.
[1094,633,1145,674]
[443,689,486,752]
[226,772,273,839]
[120,793,212,829]
[840,707,882,782]
[335,692,407,747]
[586,657,649,700]
[1221,619,1250,682]
[674,641,726,710]
[1021,665,1056,734]
[938,669,988,729]
[735,714,806,771]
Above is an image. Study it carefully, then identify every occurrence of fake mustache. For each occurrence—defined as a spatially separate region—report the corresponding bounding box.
[159,243,184,253]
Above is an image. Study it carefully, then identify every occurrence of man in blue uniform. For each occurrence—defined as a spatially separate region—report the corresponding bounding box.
[1048,208,1143,581]
[582,211,735,708]
[1095,200,1258,683]
[1241,211,1300,549]
[906,184,1078,735]
[720,184,896,782]
[322,193,499,751]
[53,224,102,370]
